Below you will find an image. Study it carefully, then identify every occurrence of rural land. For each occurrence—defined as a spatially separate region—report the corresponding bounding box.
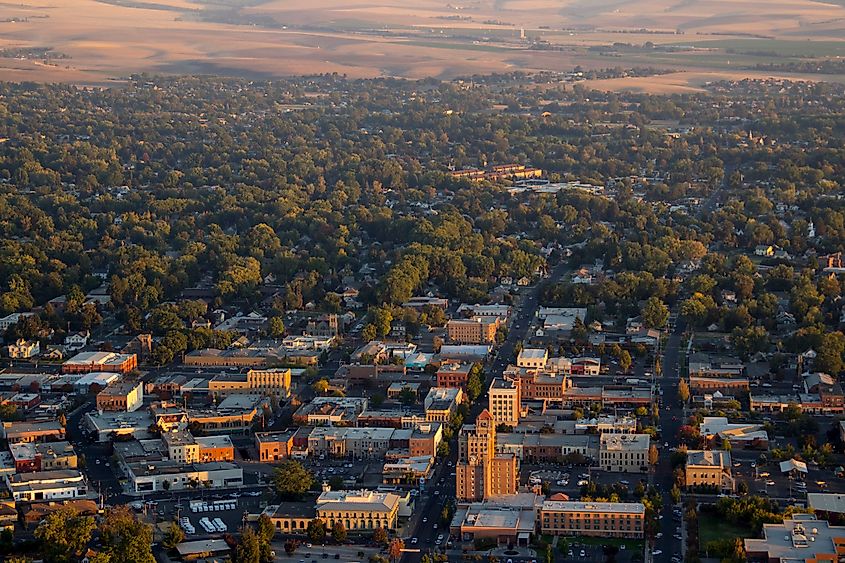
[2,0,845,91]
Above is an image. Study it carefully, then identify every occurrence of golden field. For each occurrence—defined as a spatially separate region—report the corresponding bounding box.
[1,0,845,90]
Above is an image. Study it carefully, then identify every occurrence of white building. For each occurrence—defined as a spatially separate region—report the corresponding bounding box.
[127,461,243,493]
[7,469,88,502]
[6,339,40,359]
[517,348,548,370]
[64,331,90,351]
[0,312,36,333]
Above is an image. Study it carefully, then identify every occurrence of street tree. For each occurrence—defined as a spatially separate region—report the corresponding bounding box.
[272,460,315,499]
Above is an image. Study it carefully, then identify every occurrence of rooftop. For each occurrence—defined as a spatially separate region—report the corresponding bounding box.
[808,493,845,514]
[600,433,650,450]
[745,517,844,561]
[686,450,731,468]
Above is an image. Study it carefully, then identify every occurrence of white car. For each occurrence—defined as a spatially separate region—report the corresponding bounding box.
[652,549,663,556]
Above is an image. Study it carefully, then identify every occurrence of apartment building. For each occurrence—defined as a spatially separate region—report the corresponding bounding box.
[2,421,65,444]
[599,434,649,473]
[63,351,137,374]
[128,461,243,493]
[307,424,441,459]
[6,339,40,359]
[488,378,521,426]
[685,450,734,492]
[447,317,500,345]
[540,501,645,539]
[456,410,518,501]
[745,516,845,563]
[7,469,88,502]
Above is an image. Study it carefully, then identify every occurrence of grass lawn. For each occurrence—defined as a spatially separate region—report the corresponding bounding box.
[699,518,753,547]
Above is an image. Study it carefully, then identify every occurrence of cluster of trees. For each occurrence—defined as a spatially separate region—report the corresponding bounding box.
[34,505,153,563]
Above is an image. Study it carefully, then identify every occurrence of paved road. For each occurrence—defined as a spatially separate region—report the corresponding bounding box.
[652,320,685,563]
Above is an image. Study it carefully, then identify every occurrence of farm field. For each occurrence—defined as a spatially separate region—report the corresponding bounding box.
[1,0,845,89]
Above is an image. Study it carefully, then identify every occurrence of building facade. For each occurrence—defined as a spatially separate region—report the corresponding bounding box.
[96,380,144,412]
[685,450,734,491]
[315,489,401,531]
[599,434,649,473]
[488,378,521,426]
[447,317,500,345]
[255,431,295,462]
[456,410,518,501]
[540,501,645,539]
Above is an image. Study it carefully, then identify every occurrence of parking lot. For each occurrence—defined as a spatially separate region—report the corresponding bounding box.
[146,490,265,536]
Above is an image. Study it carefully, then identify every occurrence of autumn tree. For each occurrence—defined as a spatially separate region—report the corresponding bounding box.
[387,538,405,562]
[678,379,690,402]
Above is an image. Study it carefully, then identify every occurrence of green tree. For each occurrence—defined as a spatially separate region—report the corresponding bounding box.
[256,514,275,562]
[312,378,330,395]
[815,331,845,375]
[332,522,347,543]
[234,526,261,563]
[361,323,377,342]
[307,518,327,544]
[35,506,96,563]
[98,506,155,563]
[619,349,632,372]
[373,526,388,545]
[162,522,185,550]
[642,296,669,329]
[268,316,285,338]
[466,364,484,402]
[399,387,416,406]
[272,460,315,499]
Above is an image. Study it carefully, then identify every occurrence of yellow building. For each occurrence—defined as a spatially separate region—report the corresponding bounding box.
[447,317,500,345]
[315,489,401,531]
[685,450,734,492]
[208,368,291,399]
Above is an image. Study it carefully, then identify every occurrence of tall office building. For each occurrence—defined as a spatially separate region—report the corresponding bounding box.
[456,409,518,501]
